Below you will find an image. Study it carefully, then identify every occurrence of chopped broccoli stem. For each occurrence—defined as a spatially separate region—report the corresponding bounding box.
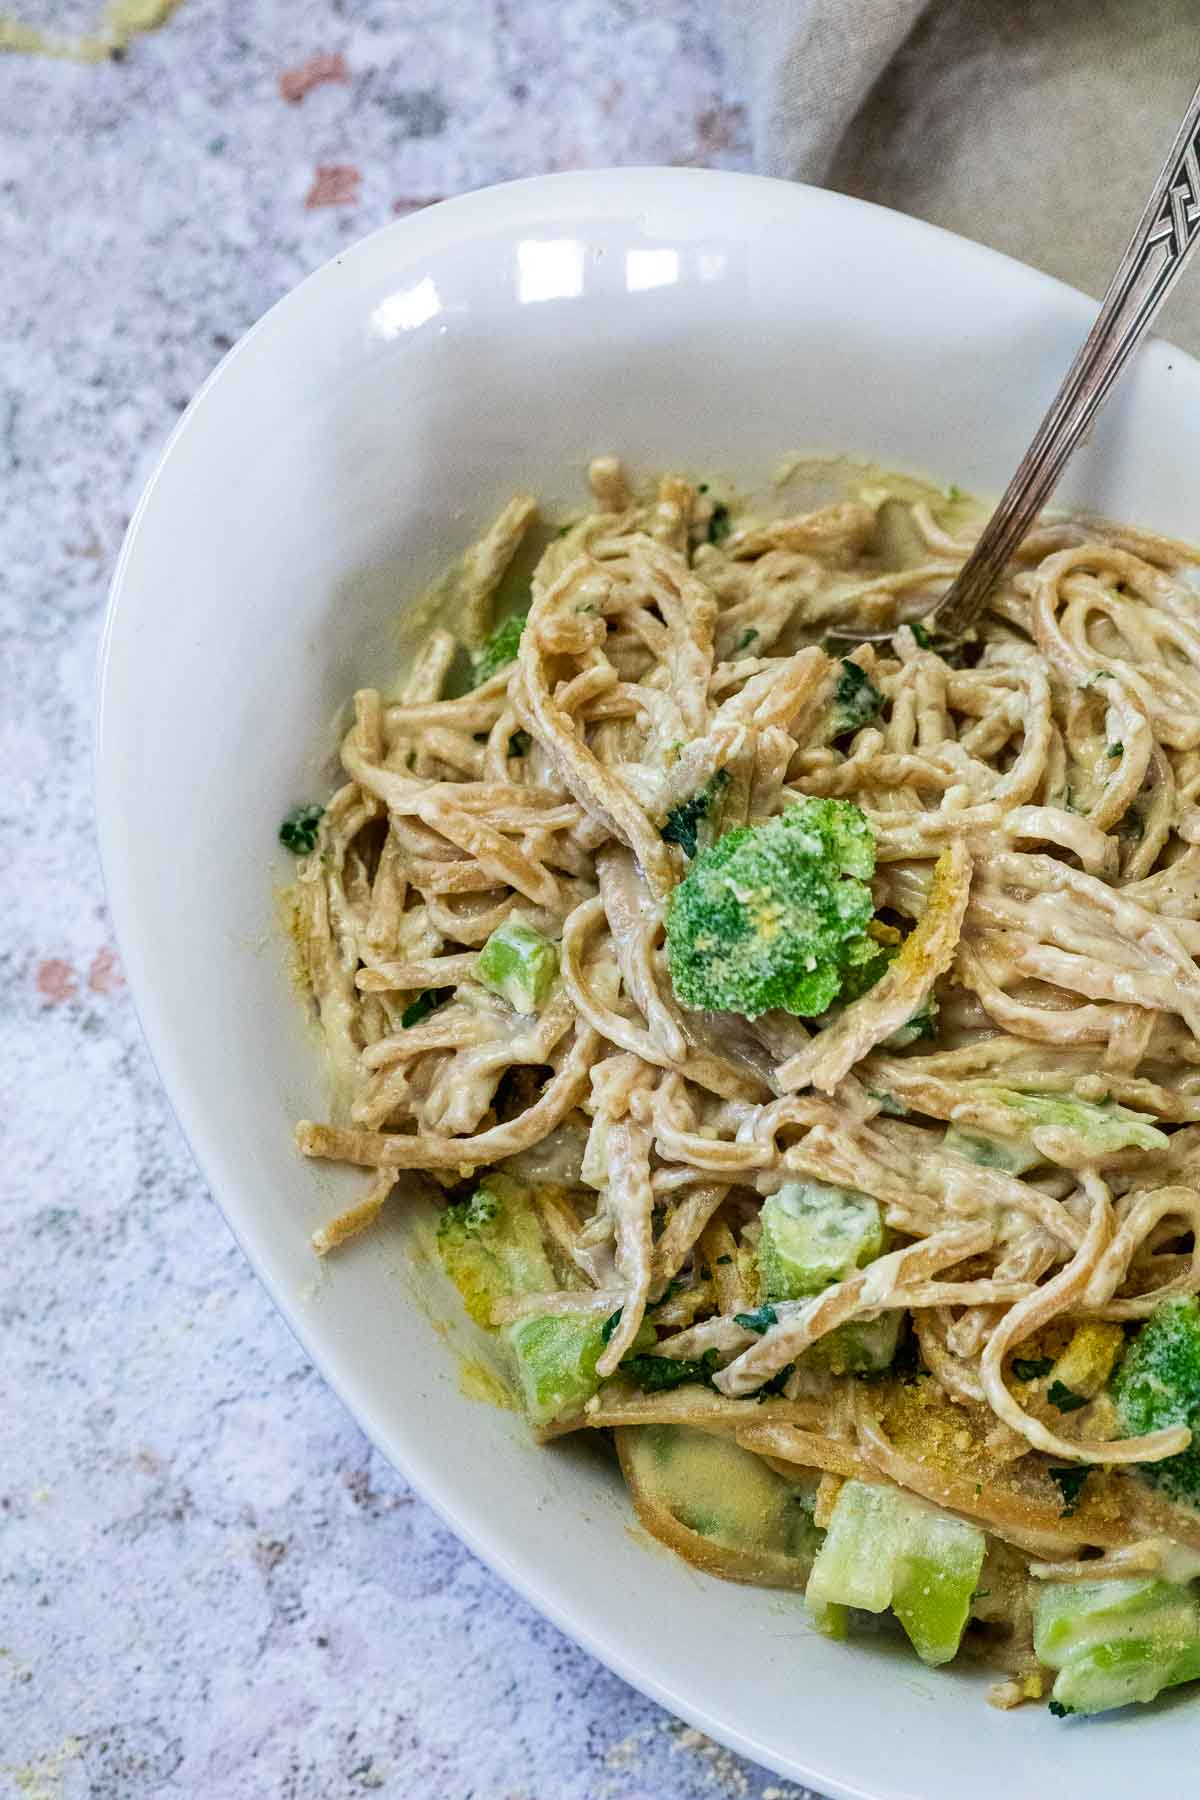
[436,1176,553,1326]
[759,1180,884,1300]
[1112,1296,1200,1505]
[806,1480,985,1666]
[811,1310,903,1376]
[665,797,877,1018]
[1034,1578,1200,1714]
[661,769,730,860]
[828,659,885,740]
[279,803,324,854]
[942,1124,1040,1174]
[475,916,559,1013]
[509,1313,608,1428]
[882,993,939,1050]
[473,611,527,684]
[437,1177,608,1426]
[974,1088,1166,1159]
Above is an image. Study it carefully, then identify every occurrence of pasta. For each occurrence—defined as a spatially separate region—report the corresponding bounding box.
[285,457,1200,1713]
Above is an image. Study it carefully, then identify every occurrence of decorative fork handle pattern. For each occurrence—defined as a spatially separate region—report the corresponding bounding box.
[932,77,1200,643]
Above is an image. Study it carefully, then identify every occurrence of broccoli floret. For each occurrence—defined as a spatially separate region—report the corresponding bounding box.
[1035,1578,1200,1714]
[437,1176,602,1427]
[1112,1297,1200,1505]
[475,916,559,1014]
[827,660,884,740]
[806,1479,985,1666]
[978,1087,1166,1157]
[661,770,730,860]
[759,1180,885,1300]
[472,611,527,684]
[279,803,323,854]
[664,798,877,1018]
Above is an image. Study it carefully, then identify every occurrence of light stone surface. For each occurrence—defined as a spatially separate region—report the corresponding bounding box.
[0,3,824,1796]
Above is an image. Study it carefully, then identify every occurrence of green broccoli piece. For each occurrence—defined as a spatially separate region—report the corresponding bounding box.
[279,804,323,854]
[437,1176,603,1428]
[437,1176,553,1326]
[758,1180,897,1374]
[401,987,454,1028]
[661,770,730,860]
[827,660,884,740]
[664,798,878,1018]
[475,916,559,1014]
[806,1480,985,1666]
[978,1087,1166,1157]
[882,993,939,1050]
[942,1124,1040,1175]
[472,611,527,685]
[1112,1297,1200,1506]
[1035,1578,1200,1714]
[759,1180,885,1300]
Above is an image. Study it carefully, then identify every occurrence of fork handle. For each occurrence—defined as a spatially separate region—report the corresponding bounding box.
[932,77,1200,643]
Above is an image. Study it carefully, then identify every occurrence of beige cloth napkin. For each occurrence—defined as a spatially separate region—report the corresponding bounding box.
[715,0,1200,355]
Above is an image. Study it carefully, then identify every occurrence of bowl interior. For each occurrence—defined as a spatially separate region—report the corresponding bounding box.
[98,169,1200,1800]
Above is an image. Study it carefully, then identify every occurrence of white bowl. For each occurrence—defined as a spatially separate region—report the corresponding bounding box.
[97,168,1200,1799]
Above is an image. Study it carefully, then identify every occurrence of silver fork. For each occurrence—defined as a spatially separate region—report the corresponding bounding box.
[826,75,1200,651]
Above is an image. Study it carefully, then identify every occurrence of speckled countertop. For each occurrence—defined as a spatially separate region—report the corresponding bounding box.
[0,4,830,1797]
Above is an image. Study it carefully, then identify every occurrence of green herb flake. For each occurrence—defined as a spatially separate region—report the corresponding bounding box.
[1048,1701,1074,1719]
[1048,1380,1088,1414]
[621,1348,720,1393]
[401,987,454,1029]
[910,621,932,648]
[508,730,532,757]
[733,1305,779,1335]
[1106,742,1123,759]
[601,1308,622,1345]
[736,628,759,653]
[708,503,732,546]
[1048,1465,1089,1517]
[716,1255,734,1266]
[279,803,324,854]
[1011,1356,1054,1382]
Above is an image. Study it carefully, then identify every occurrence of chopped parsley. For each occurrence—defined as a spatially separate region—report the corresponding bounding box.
[1048,1380,1088,1414]
[621,1349,720,1393]
[508,730,532,757]
[910,620,932,648]
[1106,742,1123,759]
[1011,1356,1054,1382]
[707,503,732,546]
[733,1305,779,1335]
[736,627,759,652]
[661,769,730,860]
[601,1308,622,1345]
[279,803,324,854]
[1048,1701,1074,1719]
[401,987,454,1029]
[1048,1465,1089,1517]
